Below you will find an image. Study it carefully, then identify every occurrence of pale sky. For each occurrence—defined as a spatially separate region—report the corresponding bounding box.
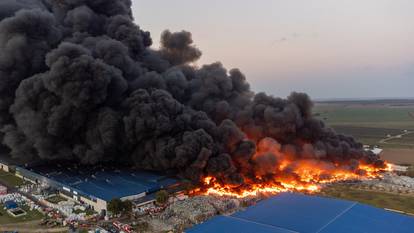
[132,0,414,99]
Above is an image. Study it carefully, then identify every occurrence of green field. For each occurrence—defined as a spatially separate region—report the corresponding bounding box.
[0,170,26,187]
[386,133,414,146]
[314,105,414,129]
[328,125,406,146]
[320,184,414,214]
[0,204,44,224]
[314,103,414,149]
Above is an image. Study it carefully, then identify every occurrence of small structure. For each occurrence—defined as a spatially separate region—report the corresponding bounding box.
[371,148,383,155]
[8,207,27,217]
[4,200,18,210]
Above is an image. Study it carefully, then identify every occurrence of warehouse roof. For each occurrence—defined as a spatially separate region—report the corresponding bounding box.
[187,193,414,233]
[16,165,178,201]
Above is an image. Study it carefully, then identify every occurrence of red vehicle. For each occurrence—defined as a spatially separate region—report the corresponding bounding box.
[122,224,133,233]
[112,221,122,229]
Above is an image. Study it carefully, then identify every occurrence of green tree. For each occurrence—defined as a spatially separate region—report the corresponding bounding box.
[108,198,123,215]
[122,200,133,214]
[108,198,134,216]
[155,190,169,205]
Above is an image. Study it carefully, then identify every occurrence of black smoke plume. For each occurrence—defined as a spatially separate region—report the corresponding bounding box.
[0,0,383,185]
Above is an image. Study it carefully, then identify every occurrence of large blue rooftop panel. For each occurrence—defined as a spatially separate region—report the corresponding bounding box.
[398,215,414,233]
[188,193,414,233]
[233,193,356,233]
[318,203,414,233]
[187,216,297,233]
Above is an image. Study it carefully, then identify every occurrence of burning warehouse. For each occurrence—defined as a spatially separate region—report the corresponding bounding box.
[14,164,179,213]
[0,0,390,198]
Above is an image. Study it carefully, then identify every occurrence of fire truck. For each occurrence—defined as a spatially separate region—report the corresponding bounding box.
[112,221,134,233]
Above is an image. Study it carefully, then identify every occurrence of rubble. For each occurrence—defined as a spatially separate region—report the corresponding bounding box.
[362,172,414,194]
[138,195,252,232]
[161,196,217,225]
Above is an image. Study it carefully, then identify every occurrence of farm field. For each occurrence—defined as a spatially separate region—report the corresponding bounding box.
[385,132,414,147]
[314,100,414,149]
[320,184,414,214]
[314,105,414,130]
[314,100,414,164]
[381,149,414,165]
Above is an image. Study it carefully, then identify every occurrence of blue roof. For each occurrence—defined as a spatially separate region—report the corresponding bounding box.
[188,215,296,233]
[4,200,18,209]
[187,193,414,233]
[17,166,178,201]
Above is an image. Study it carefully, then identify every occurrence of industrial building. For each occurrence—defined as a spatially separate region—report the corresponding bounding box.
[14,165,179,214]
[188,193,414,233]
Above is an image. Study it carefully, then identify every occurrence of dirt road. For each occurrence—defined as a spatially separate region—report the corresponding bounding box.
[379,131,413,144]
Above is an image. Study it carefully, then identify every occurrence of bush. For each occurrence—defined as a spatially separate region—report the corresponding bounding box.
[108,199,133,216]
[155,190,169,205]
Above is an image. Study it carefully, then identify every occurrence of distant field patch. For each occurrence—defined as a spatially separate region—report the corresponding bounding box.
[314,103,414,150]
[381,148,414,165]
[320,184,414,214]
[314,105,414,130]
[385,132,414,147]
[330,126,404,146]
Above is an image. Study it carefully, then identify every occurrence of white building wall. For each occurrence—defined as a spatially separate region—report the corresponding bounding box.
[0,163,9,172]
[120,192,146,201]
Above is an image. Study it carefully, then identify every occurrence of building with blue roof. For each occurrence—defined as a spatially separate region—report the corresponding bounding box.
[4,200,18,210]
[14,165,179,214]
[187,193,414,233]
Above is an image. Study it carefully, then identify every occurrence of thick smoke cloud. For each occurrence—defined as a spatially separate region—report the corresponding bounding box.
[0,0,383,185]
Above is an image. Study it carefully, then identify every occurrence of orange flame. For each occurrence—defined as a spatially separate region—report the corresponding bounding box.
[201,161,392,198]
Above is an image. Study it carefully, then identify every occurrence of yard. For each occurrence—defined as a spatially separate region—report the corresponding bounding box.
[46,195,67,204]
[0,170,26,187]
[0,204,44,225]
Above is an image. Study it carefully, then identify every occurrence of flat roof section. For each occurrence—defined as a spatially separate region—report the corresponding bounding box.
[187,193,414,233]
[233,193,356,233]
[187,215,297,233]
[18,165,178,201]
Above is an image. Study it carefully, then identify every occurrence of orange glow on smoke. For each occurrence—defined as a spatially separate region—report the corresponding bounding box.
[198,136,393,198]
[201,161,392,198]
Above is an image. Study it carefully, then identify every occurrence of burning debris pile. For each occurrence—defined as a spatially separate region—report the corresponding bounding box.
[0,0,388,196]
